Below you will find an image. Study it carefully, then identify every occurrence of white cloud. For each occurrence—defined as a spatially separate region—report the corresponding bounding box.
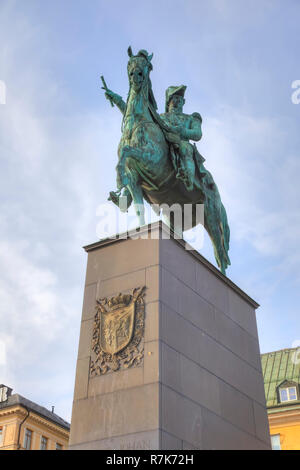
[0,3,122,420]
[0,338,6,366]
[201,108,300,272]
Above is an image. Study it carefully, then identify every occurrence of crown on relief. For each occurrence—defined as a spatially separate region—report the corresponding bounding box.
[107,293,131,310]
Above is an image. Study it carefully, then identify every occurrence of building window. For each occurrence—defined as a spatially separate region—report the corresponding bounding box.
[56,442,63,450]
[40,436,48,450]
[271,434,281,450]
[0,427,3,446]
[279,386,297,402]
[24,428,32,450]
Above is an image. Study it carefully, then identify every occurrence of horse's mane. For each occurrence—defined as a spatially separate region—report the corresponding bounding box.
[148,78,158,110]
[121,77,158,131]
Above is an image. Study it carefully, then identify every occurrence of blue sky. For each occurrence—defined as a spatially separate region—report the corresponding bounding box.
[0,0,299,422]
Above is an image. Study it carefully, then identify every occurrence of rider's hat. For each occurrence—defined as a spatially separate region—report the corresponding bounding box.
[165,85,187,112]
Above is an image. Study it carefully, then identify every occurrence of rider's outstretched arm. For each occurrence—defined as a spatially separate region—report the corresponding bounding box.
[104,89,126,114]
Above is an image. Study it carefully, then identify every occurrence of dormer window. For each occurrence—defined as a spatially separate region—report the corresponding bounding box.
[279,386,297,403]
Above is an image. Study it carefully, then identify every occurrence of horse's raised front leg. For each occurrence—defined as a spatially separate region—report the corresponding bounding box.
[117,145,142,189]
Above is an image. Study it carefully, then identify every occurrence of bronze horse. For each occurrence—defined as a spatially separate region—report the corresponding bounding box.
[103,48,230,275]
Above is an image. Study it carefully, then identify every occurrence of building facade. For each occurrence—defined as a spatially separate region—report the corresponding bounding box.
[262,348,300,450]
[0,385,70,450]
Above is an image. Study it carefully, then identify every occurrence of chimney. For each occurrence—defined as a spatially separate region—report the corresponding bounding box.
[51,406,55,413]
[0,385,13,402]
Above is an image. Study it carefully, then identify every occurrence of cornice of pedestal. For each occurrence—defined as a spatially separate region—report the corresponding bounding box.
[83,221,259,310]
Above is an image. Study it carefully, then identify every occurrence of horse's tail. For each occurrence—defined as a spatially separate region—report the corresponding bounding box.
[220,203,231,266]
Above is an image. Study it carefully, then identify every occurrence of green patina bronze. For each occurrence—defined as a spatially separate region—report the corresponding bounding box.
[101,47,230,275]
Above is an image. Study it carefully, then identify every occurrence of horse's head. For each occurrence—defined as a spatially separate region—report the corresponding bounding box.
[127,47,153,93]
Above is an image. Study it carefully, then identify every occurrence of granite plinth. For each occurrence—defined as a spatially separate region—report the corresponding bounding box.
[69,222,271,450]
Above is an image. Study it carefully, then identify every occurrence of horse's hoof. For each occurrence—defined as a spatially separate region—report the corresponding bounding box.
[108,191,120,206]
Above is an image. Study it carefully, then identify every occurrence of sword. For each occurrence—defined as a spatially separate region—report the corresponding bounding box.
[101,75,114,107]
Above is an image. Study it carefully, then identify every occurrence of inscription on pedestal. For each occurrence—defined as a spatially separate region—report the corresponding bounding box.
[90,286,146,376]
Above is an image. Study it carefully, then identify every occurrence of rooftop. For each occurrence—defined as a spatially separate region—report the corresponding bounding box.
[261,348,300,408]
[0,392,70,431]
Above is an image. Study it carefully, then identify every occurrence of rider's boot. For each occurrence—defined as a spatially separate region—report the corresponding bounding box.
[178,157,195,192]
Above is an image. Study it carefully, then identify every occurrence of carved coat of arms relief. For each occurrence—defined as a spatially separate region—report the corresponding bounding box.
[90,286,145,376]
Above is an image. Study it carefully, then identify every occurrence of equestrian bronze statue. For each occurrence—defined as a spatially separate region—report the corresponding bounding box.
[102,47,230,275]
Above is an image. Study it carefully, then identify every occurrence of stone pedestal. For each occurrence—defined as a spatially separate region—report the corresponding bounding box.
[69,222,271,450]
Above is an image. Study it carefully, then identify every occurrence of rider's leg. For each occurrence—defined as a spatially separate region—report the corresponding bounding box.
[177,143,195,191]
[184,155,195,191]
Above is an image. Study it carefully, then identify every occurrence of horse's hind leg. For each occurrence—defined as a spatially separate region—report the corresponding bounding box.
[125,158,145,226]
[128,179,145,226]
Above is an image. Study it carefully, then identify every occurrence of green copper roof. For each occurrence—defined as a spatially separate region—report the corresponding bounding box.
[261,348,300,408]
